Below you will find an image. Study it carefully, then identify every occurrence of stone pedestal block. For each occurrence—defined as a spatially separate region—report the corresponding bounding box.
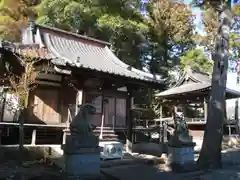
[62,133,101,176]
[62,104,101,177]
[167,141,196,172]
[64,134,99,153]
[64,152,101,176]
[168,145,195,165]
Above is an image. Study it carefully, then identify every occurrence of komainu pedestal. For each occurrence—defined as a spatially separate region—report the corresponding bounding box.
[62,104,100,177]
[167,136,196,171]
[167,110,196,172]
[63,134,100,176]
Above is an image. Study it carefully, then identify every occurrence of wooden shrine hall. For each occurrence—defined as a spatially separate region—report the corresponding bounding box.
[155,69,240,137]
[0,22,165,145]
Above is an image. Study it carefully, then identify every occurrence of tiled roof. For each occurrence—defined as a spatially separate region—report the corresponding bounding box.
[191,72,210,83]
[156,69,240,99]
[2,24,163,85]
[156,82,210,97]
[40,26,163,84]
[0,42,53,60]
[41,31,163,83]
[173,69,210,87]
[1,24,164,85]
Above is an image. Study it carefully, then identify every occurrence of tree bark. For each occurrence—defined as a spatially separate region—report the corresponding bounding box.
[19,63,30,152]
[236,71,240,133]
[197,8,232,169]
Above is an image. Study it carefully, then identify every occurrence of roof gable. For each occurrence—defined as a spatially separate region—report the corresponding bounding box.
[2,23,165,85]
[174,69,210,87]
[37,25,111,48]
[21,24,111,48]
[156,69,240,99]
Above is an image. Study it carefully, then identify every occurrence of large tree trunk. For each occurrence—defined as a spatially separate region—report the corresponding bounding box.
[236,71,240,133]
[197,8,232,169]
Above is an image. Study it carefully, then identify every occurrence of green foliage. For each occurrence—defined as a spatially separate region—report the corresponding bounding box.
[191,1,240,53]
[147,0,195,75]
[36,0,148,68]
[142,0,196,117]
[191,0,240,169]
[0,0,198,119]
[232,4,240,16]
[180,48,213,74]
[0,0,37,41]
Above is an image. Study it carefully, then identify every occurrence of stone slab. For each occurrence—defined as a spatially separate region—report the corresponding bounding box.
[167,147,195,171]
[64,134,99,150]
[168,141,196,148]
[63,146,101,155]
[101,164,178,180]
[64,154,100,176]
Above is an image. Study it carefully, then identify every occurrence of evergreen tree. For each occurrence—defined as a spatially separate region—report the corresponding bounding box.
[147,0,195,76]
[36,0,148,68]
[191,0,240,168]
[0,0,38,41]
[180,48,213,74]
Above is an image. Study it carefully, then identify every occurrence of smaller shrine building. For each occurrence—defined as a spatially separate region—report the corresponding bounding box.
[156,69,240,137]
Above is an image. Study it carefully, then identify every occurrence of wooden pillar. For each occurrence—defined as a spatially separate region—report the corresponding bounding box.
[126,90,133,153]
[19,63,30,151]
[75,90,83,116]
[99,89,104,140]
[19,109,25,151]
[204,97,208,121]
[131,97,135,144]
[159,104,163,120]
[0,91,6,122]
[228,125,231,136]
[163,121,168,142]
[58,76,64,123]
[62,129,67,144]
[31,129,36,145]
[159,104,163,144]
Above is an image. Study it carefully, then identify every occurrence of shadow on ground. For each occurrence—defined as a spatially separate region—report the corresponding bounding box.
[0,147,62,180]
[1,146,240,180]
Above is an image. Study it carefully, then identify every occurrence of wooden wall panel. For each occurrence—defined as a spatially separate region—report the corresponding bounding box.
[42,90,60,124]
[60,86,76,123]
[104,97,115,126]
[28,88,60,124]
[115,98,126,127]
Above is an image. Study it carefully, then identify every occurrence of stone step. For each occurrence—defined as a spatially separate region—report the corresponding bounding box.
[99,138,121,142]
[94,130,118,134]
[93,129,116,133]
[93,130,120,141]
[94,132,118,137]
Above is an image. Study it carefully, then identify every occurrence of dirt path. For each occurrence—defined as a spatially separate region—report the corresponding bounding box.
[0,159,63,180]
[102,148,240,180]
[0,148,240,180]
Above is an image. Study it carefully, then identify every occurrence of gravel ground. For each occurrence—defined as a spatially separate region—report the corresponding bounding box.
[0,159,64,180]
[1,148,240,180]
[176,148,240,180]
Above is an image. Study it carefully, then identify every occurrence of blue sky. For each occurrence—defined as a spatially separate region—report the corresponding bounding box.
[184,0,204,34]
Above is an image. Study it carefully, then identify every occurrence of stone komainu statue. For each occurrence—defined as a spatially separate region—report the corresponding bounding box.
[173,110,189,138]
[70,104,96,135]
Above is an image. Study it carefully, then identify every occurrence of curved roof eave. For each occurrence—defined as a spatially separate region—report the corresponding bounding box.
[37,26,165,85]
